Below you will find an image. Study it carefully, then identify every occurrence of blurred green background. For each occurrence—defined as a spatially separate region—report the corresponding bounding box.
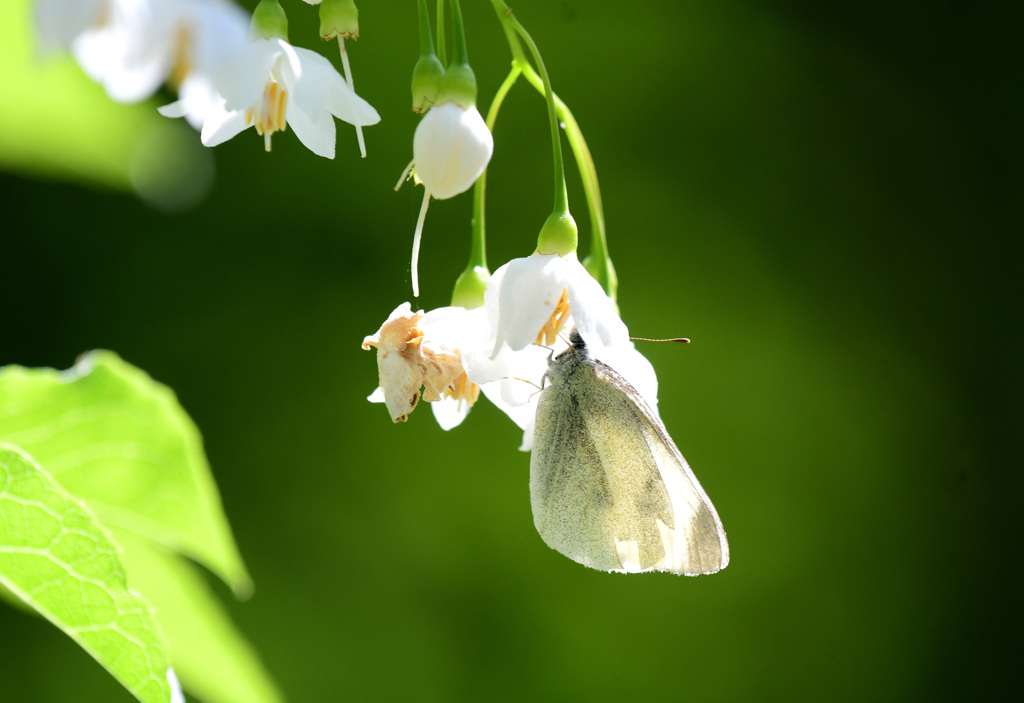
[1,0,1019,701]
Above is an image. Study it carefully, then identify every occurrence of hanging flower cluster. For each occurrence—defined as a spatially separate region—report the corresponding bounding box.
[35,0,380,158]
[32,0,669,486]
[363,252,657,450]
[358,0,658,453]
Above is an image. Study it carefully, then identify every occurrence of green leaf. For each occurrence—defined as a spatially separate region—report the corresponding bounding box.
[0,443,179,703]
[0,352,251,596]
[113,529,284,703]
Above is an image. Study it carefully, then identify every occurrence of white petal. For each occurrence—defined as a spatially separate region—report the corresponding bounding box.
[184,1,249,77]
[480,382,538,451]
[157,100,188,118]
[420,306,490,354]
[431,397,471,430]
[201,106,250,147]
[34,0,105,55]
[488,254,571,354]
[70,0,181,103]
[594,342,660,413]
[367,387,386,403]
[288,100,337,159]
[413,102,493,200]
[563,260,629,349]
[215,38,281,111]
[327,81,381,127]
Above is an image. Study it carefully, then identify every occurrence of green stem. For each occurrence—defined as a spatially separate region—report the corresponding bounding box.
[489,0,614,297]
[435,0,445,65]
[417,0,434,56]
[491,1,567,217]
[470,65,523,272]
[517,66,615,299]
[450,0,468,66]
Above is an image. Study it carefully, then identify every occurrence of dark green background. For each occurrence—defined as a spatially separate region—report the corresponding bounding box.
[2,1,1019,700]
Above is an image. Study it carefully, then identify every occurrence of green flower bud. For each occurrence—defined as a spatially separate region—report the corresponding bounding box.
[450,265,490,309]
[411,54,445,114]
[320,0,359,40]
[250,0,288,41]
[435,63,477,110]
[536,210,578,257]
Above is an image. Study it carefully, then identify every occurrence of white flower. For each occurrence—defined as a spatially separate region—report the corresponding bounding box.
[468,251,659,448]
[362,303,487,426]
[362,301,545,436]
[363,255,658,452]
[155,0,250,130]
[412,102,493,200]
[33,0,106,56]
[486,252,627,354]
[184,37,380,158]
[36,0,184,103]
[401,101,493,297]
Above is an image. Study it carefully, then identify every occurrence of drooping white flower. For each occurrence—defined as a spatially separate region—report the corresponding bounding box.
[33,0,106,56]
[362,303,487,426]
[413,102,493,200]
[363,254,658,452]
[155,0,250,130]
[401,101,493,297]
[469,251,660,446]
[362,300,548,436]
[35,0,185,103]
[35,0,252,110]
[186,37,380,158]
[486,252,626,352]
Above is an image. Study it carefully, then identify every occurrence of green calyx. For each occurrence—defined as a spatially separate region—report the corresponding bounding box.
[450,265,490,309]
[536,210,578,257]
[250,0,288,40]
[435,63,477,109]
[319,0,359,40]
[411,55,445,113]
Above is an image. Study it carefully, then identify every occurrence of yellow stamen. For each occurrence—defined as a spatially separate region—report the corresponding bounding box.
[535,287,571,346]
[246,79,289,140]
[168,26,193,90]
[445,371,480,411]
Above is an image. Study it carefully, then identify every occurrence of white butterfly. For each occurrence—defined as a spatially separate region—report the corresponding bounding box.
[530,330,729,574]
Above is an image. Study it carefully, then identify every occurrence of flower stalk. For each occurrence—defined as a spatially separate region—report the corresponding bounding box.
[488,0,616,299]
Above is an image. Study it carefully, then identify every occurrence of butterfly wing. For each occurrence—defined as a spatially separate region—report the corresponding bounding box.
[529,351,728,575]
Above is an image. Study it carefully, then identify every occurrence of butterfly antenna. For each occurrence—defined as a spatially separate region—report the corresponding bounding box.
[630,337,691,344]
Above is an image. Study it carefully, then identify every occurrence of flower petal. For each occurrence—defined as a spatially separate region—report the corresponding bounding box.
[487,254,571,354]
[327,80,382,127]
[214,38,281,111]
[288,100,337,159]
[413,103,493,200]
[201,106,250,147]
[431,397,471,430]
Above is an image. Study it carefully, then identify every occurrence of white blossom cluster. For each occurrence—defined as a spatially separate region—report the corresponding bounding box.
[34,0,379,158]
[363,252,657,450]
[33,0,656,452]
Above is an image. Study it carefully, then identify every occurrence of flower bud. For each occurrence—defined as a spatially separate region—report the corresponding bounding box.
[413,101,493,200]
